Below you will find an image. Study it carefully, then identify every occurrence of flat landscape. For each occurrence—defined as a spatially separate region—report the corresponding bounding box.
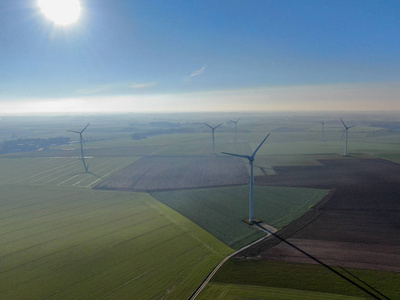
[209,157,400,299]
[96,156,249,191]
[2,113,400,299]
[252,157,400,272]
[151,185,328,249]
[0,185,232,299]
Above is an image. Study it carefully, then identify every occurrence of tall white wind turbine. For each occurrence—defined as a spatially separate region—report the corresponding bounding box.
[340,118,355,156]
[222,133,270,223]
[204,123,223,155]
[67,123,90,172]
[229,118,240,141]
[320,121,325,141]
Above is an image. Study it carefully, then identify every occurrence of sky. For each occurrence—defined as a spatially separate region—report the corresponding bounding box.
[1,0,400,114]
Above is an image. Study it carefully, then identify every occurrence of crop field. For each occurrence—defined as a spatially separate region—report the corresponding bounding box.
[0,156,138,188]
[198,283,365,300]
[214,158,400,299]
[96,156,249,191]
[205,260,400,299]
[151,186,329,249]
[0,185,232,299]
[253,158,400,272]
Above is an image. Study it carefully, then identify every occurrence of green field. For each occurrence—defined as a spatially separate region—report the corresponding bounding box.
[0,185,232,299]
[197,283,365,300]
[152,186,329,249]
[205,259,400,299]
[0,156,138,188]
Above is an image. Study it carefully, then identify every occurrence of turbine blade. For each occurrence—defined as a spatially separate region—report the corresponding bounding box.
[348,125,356,129]
[203,122,213,129]
[221,152,250,159]
[67,130,80,134]
[251,133,270,158]
[81,123,90,133]
[214,123,223,129]
[340,117,348,130]
[340,129,345,141]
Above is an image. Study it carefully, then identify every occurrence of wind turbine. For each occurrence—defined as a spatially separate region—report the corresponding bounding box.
[229,118,240,141]
[320,121,325,141]
[204,122,223,155]
[340,118,355,156]
[222,133,270,223]
[67,123,90,172]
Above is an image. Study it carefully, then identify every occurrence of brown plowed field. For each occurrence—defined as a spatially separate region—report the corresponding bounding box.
[96,156,249,192]
[239,158,400,272]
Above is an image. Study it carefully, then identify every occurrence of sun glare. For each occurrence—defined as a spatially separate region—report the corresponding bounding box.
[38,0,81,25]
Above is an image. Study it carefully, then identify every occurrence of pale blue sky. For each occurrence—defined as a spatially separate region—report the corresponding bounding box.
[1,0,399,114]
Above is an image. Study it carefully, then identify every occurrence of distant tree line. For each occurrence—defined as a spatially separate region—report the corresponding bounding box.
[1,137,70,154]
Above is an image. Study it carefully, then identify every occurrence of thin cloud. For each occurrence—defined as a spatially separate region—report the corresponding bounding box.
[130,82,157,89]
[190,66,206,77]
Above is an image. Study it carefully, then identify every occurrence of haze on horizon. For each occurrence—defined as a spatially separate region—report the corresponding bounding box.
[1,1,399,115]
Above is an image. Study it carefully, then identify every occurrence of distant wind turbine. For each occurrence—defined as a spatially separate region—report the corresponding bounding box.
[204,122,223,155]
[67,123,90,172]
[340,118,355,156]
[222,133,270,223]
[229,118,241,141]
[320,121,325,141]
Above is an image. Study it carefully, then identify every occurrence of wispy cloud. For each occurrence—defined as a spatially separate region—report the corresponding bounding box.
[130,82,157,89]
[190,66,206,77]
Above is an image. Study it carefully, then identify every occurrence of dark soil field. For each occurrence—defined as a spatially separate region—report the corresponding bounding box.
[96,156,249,191]
[240,157,400,272]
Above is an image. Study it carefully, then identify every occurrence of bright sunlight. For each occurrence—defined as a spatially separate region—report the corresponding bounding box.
[38,0,81,25]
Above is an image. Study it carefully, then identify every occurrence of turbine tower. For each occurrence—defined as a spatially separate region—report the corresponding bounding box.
[222,133,270,223]
[340,118,355,156]
[67,123,90,172]
[204,122,223,155]
[320,121,325,141]
[229,118,240,141]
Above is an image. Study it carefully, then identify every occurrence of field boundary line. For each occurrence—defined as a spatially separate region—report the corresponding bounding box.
[143,197,218,255]
[189,189,336,299]
[189,234,269,300]
[84,165,126,187]
[234,188,336,258]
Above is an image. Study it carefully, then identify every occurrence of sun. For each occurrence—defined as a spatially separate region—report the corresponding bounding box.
[38,0,81,26]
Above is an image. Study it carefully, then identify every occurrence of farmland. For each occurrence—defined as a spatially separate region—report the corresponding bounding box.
[1,112,400,299]
[207,157,400,299]
[0,185,232,299]
[0,156,137,188]
[151,186,328,249]
[206,260,400,299]
[96,156,249,191]
[198,284,366,300]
